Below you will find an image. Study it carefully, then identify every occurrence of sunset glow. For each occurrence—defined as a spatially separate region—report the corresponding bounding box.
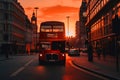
[18,0,82,37]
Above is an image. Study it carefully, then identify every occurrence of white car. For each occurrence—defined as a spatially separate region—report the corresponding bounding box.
[80,48,87,53]
[68,48,80,56]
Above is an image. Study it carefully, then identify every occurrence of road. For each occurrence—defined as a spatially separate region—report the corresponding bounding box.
[0,54,104,80]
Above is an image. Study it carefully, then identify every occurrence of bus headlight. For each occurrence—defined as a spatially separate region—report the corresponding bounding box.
[39,54,42,57]
[62,54,65,56]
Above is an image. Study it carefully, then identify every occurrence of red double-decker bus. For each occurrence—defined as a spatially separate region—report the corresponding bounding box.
[39,21,66,65]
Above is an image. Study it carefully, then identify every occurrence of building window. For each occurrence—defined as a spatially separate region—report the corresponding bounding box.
[0,3,3,9]
[4,2,9,9]
[5,13,8,20]
[4,24,8,32]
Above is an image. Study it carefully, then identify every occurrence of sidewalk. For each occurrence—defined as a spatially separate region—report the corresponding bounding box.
[0,53,31,61]
[72,52,120,80]
[0,55,10,61]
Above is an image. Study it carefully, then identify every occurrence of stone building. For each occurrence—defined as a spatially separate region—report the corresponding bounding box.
[0,0,32,54]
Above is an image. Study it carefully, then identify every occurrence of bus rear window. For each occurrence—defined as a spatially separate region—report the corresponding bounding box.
[41,26,52,32]
[53,26,63,32]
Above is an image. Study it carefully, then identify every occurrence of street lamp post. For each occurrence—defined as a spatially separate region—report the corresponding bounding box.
[83,11,93,62]
[66,16,70,50]
[112,14,120,72]
[66,16,70,36]
[34,7,39,53]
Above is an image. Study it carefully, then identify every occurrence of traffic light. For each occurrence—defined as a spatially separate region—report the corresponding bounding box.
[112,15,120,35]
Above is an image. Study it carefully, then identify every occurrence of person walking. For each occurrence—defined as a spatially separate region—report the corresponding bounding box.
[87,43,93,62]
[96,47,102,60]
[102,47,106,61]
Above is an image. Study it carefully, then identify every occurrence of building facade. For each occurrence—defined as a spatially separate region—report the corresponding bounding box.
[25,16,33,54]
[0,0,32,54]
[75,21,80,48]
[86,0,120,55]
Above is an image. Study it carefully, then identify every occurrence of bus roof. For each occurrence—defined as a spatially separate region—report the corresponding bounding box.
[40,21,64,26]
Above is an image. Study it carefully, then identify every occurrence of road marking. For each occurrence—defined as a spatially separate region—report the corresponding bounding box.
[10,67,24,77]
[10,59,33,77]
[24,59,33,67]
[69,60,109,80]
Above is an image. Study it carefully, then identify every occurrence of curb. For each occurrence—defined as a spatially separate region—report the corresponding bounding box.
[72,60,120,80]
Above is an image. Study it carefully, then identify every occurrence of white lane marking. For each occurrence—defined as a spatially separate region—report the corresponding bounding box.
[24,59,33,67]
[10,59,33,77]
[10,67,24,77]
[69,61,109,80]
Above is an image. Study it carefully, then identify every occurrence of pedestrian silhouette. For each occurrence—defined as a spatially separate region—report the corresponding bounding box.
[96,47,101,60]
[87,43,93,62]
[102,47,106,61]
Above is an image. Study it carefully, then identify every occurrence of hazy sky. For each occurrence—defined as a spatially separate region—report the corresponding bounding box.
[18,0,82,36]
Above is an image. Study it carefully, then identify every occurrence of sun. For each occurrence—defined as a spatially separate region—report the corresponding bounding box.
[66,32,75,37]
[65,22,75,37]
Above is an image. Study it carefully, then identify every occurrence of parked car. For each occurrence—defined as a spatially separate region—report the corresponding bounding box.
[80,48,87,53]
[68,48,80,56]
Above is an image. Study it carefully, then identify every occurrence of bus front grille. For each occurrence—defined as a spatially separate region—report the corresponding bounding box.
[46,54,58,61]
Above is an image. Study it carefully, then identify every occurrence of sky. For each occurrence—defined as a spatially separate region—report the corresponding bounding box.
[18,0,82,37]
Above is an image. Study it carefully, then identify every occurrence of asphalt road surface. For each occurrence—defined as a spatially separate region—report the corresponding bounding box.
[0,54,105,80]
